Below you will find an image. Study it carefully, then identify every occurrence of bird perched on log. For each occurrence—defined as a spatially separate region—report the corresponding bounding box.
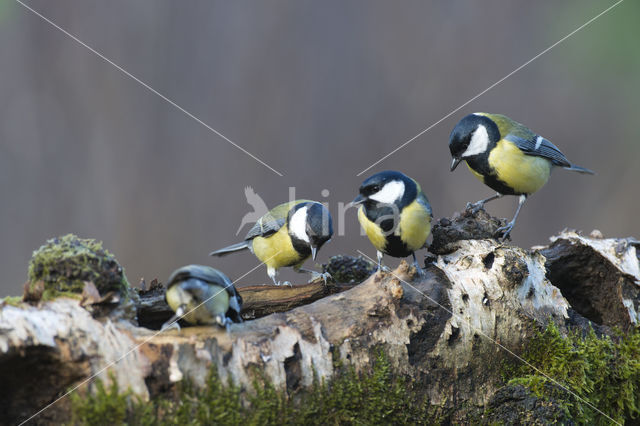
[351,170,432,273]
[162,264,242,331]
[449,113,594,240]
[210,200,333,286]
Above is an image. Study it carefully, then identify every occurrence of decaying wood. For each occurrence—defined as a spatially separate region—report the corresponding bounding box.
[236,280,357,320]
[0,300,149,424]
[136,279,357,329]
[1,211,639,424]
[136,254,376,329]
[540,231,640,331]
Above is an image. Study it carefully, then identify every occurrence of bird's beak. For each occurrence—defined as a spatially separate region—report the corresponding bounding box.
[311,246,318,261]
[349,194,365,207]
[450,157,462,171]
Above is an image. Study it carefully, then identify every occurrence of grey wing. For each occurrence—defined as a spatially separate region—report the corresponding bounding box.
[218,275,243,322]
[179,279,211,301]
[243,214,286,240]
[416,192,433,218]
[505,133,571,167]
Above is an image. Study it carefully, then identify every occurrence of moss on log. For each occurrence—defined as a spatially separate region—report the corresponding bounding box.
[1,212,639,424]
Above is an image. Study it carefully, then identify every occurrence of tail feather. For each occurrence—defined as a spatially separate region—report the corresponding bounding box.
[564,164,595,175]
[209,241,250,257]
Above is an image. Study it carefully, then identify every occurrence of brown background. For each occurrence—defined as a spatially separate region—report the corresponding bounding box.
[1,0,638,294]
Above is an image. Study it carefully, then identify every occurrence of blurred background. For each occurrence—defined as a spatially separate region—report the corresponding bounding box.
[0,0,638,295]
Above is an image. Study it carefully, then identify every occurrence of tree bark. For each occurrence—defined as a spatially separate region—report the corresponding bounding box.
[2,214,638,424]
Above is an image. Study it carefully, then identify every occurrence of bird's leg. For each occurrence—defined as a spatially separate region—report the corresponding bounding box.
[296,267,332,285]
[273,279,292,287]
[217,314,232,333]
[376,250,390,273]
[411,252,425,277]
[161,305,185,331]
[496,195,527,241]
[467,192,503,214]
[267,266,290,286]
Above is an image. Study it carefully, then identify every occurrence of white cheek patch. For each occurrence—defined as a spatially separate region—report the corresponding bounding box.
[289,206,310,242]
[370,180,405,204]
[462,125,490,157]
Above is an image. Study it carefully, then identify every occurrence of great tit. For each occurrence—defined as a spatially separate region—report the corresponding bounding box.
[210,200,333,286]
[351,170,432,272]
[162,264,242,330]
[449,113,594,239]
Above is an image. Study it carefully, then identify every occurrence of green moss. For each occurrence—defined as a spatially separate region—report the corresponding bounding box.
[70,376,152,426]
[70,352,433,425]
[507,323,640,425]
[0,295,24,306]
[28,234,132,301]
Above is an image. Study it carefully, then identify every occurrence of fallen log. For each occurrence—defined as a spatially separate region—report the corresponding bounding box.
[1,210,638,424]
[135,254,376,329]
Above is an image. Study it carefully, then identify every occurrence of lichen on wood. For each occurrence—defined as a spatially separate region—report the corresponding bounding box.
[1,215,639,424]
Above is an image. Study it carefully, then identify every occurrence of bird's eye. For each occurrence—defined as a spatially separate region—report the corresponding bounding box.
[371,185,380,192]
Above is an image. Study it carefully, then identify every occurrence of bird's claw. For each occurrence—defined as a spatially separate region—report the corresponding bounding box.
[412,263,426,278]
[496,222,515,241]
[376,265,391,274]
[466,201,484,215]
[218,316,238,334]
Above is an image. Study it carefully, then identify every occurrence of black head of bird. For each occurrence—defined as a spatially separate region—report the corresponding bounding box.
[449,113,501,171]
[288,201,333,261]
[352,170,417,210]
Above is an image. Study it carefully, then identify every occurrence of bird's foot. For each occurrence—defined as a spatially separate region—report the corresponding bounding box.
[273,280,292,287]
[307,271,332,285]
[496,222,515,241]
[411,262,426,278]
[376,265,391,275]
[466,201,485,215]
[219,316,233,333]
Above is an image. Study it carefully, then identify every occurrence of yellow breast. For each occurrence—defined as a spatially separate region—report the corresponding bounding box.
[398,199,431,251]
[358,206,387,252]
[488,140,552,194]
[466,163,486,183]
[357,201,431,253]
[251,225,307,269]
[165,285,229,325]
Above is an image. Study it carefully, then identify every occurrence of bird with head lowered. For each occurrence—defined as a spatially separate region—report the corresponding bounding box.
[351,170,432,273]
[449,113,594,240]
[210,200,333,286]
[162,264,242,331]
